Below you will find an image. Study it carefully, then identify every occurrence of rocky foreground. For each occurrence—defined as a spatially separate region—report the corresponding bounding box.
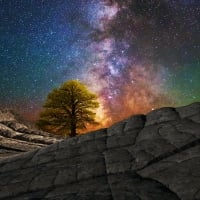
[0,103,200,199]
[0,109,62,158]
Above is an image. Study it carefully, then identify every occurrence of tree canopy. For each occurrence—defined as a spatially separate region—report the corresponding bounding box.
[37,80,99,137]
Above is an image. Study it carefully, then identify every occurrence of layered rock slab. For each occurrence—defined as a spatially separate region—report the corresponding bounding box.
[0,102,200,199]
[0,110,62,158]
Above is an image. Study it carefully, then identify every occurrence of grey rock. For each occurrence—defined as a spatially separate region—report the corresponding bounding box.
[0,102,200,199]
[107,172,179,200]
[146,107,180,126]
[138,145,200,200]
[107,121,126,136]
[55,168,77,185]
[124,114,146,132]
[176,102,200,118]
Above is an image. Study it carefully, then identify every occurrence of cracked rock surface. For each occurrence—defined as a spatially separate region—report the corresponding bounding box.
[0,103,200,200]
[0,110,63,158]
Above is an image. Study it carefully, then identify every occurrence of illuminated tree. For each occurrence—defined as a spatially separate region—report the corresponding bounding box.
[37,80,99,137]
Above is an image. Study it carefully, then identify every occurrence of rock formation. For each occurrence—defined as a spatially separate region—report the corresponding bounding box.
[0,109,62,158]
[0,102,200,199]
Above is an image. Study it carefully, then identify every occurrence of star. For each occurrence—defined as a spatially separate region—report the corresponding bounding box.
[0,0,199,127]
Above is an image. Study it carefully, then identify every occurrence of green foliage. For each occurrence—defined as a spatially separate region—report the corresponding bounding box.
[37,80,99,137]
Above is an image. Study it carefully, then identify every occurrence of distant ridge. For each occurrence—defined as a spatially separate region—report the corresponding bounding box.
[0,109,63,158]
[0,108,37,128]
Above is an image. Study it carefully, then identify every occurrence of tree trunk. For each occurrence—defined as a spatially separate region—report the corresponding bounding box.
[70,125,76,137]
[70,103,76,137]
[70,90,77,137]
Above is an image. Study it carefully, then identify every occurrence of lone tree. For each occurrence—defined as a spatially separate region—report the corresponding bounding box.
[37,80,99,137]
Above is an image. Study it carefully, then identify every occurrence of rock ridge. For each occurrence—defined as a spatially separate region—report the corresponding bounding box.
[0,102,200,199]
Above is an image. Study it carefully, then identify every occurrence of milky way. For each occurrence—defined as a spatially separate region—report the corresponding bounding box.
[0,0,199,128]
[83,0,200,125]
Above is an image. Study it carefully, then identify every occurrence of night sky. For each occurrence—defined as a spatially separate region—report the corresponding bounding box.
[0,0,199,127]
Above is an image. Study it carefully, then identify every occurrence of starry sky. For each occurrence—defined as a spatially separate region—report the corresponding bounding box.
[0,0,199,127]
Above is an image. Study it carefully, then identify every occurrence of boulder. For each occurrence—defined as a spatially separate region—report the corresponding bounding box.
[0,102,200,199]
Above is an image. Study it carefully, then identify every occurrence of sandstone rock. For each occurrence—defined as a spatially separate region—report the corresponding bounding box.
[0,110,63,158]
[0,102,200,199]
[176,102,200,118]
[145,107,180,126]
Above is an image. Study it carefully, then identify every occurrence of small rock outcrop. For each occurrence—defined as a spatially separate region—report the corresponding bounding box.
[0,109,62,158]
[0,102,200,199]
